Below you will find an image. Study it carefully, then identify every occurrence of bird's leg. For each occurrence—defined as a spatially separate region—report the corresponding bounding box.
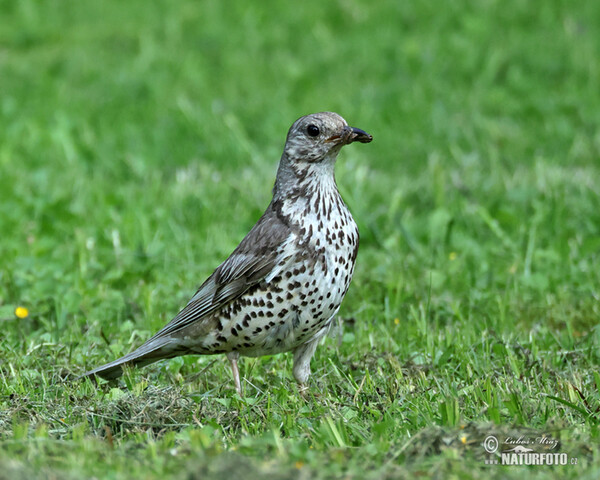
[292,338,320,395]
[227,351,242,395]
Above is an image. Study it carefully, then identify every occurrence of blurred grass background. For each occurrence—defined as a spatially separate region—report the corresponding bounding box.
[1,0,599,478]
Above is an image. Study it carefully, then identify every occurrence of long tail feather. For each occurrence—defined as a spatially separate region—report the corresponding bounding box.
[80,337,178,380]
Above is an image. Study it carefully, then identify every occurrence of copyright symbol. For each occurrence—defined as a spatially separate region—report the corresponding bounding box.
[483,435,499,453]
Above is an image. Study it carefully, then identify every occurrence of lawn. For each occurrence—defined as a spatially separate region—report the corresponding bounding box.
[1,0,599,478]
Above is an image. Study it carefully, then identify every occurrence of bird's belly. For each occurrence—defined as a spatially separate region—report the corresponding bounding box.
[239,269,339,355]
[201,249,354,357]
[186,207,358,357]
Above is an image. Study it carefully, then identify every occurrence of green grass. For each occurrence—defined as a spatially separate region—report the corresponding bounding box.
[1,0,600,478]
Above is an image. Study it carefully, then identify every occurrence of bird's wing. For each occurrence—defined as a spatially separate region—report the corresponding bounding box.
[145,203,292,340]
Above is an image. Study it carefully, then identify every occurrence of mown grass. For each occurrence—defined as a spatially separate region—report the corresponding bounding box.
[1,0,599,478]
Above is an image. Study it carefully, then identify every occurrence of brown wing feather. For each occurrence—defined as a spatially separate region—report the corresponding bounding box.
[81,201,292,379]
[133,201,290,340]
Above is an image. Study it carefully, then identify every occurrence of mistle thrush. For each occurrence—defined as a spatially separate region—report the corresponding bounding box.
[82,112,372,394]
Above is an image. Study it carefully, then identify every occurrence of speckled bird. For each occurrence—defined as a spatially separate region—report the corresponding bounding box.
[82,112,372,394]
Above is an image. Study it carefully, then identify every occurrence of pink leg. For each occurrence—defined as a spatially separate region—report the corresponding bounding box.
[227,352,242,395]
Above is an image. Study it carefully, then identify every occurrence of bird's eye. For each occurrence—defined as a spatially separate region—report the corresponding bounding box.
[306,124,320,137]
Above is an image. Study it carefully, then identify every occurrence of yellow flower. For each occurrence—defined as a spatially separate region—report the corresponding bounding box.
[460,435,467,445]
[449,252,457,261]
[295,461,304,469]
[15,306,29,319]
[394,318,400,325]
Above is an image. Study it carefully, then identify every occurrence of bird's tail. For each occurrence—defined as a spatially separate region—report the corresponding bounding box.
[80,336,180,380]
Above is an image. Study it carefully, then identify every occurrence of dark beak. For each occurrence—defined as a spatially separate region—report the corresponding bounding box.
[347,126,373,144]
[326,126,373,145]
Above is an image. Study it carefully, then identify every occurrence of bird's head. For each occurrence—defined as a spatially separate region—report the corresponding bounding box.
[274,112,372,198]
[283,112,372,163]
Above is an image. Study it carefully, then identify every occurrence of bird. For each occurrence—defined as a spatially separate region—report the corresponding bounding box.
[81,112,372,395]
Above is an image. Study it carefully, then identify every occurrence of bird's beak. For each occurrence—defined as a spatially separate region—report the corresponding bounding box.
[347,126,373,144]
[326,126,373,145]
